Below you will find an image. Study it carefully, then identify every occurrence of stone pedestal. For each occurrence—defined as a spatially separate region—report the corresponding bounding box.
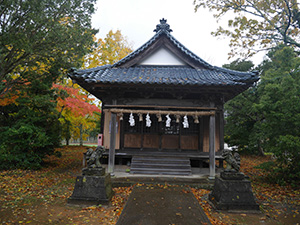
[209,172,259,210]
[68,168,113,206]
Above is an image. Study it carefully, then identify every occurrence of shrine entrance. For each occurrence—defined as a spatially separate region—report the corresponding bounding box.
[103,107,216,152]
[69,19,259,177]
[123,114,199,151]
[104,107,220,177]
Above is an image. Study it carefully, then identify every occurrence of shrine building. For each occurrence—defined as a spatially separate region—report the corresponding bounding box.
[69,19,259,178]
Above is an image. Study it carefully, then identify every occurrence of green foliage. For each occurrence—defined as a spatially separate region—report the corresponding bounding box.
[0,73,61,169]
[0,0,97,97]
[0,0,97,169]
[225,46,300,184]
[224,59,262,154]
[273,135,300,180]
[194,0,300,58]
[225,88,262,154]
[223,59,254,72]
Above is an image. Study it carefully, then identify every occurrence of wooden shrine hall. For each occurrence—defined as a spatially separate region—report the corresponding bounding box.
[69,19,259,178]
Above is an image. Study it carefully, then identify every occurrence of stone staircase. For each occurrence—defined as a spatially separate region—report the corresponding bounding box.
[130,155,192,176]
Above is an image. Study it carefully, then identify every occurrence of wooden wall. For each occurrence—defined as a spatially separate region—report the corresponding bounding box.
[143,134,160,148]
[181,135,198,150]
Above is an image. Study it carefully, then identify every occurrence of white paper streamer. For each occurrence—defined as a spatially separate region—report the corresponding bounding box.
[129,113,135,126]
[146,113,151,127]
[166,114,171,127]
[182,115,189,128]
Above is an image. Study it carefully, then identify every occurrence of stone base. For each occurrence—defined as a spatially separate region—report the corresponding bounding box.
[221,171,245,180]
[68,173,113,206]
[82,167,105,176]
[209,172,259,211]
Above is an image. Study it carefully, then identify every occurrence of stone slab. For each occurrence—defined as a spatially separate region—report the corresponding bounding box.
[209,174,259,211]
[116,185,211,225]
[68,174,113,206]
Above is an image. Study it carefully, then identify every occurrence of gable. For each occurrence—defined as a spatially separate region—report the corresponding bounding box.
[114,19,213,69]
[137,47,187,66]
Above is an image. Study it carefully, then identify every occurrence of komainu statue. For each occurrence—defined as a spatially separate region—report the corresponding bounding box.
[222,148,240,172]
[85,146,106,168]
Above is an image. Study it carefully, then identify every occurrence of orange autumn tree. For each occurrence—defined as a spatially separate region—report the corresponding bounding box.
[54,30,133,145]
[54,82,101,145]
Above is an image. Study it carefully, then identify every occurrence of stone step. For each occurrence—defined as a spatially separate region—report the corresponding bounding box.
[131,163,191,169]
[132,159,190,164]
[130,168,192,176]
[130,155,192,176]
[132,156,189,162]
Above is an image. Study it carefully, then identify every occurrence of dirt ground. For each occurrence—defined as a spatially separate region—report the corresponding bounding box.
[0,146,299,225]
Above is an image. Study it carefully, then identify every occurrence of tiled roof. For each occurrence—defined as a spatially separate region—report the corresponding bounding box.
[69,19,259,88]
[71,65,257,86]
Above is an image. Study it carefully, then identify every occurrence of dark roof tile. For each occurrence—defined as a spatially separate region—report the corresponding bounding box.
[71,66,253,86]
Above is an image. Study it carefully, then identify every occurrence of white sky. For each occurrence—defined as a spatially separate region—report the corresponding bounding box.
[91,0,263,67]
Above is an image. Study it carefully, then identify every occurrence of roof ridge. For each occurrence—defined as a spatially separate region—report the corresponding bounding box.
[72,65,112,74]
[213,66,259,77]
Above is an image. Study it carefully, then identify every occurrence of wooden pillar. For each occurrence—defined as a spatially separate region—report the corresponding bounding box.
[120,117,124,150]
[219,110,224,151]
[178,119,182,151]
[219,110,224,168]
[140,118,144,150]
[108,112,117,175]
[100,107,105,134]
[199,117,204,151]
[209,114,216,179]
[108,98,117,175]
[159,122,162,151]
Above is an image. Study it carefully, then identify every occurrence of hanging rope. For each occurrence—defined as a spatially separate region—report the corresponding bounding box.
[104,108,215,117]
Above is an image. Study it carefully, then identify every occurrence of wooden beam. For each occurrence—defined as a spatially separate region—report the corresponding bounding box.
[104,108,215,117]
[105,104,217,111]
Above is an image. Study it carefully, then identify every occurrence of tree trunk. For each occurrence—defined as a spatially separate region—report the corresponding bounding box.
[257,140,265,156]
[65,120,71,146]
[65,138,69,146]
[79,124,83,146]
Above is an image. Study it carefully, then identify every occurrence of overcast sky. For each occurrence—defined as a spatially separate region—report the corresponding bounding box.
[91,0,263,67]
